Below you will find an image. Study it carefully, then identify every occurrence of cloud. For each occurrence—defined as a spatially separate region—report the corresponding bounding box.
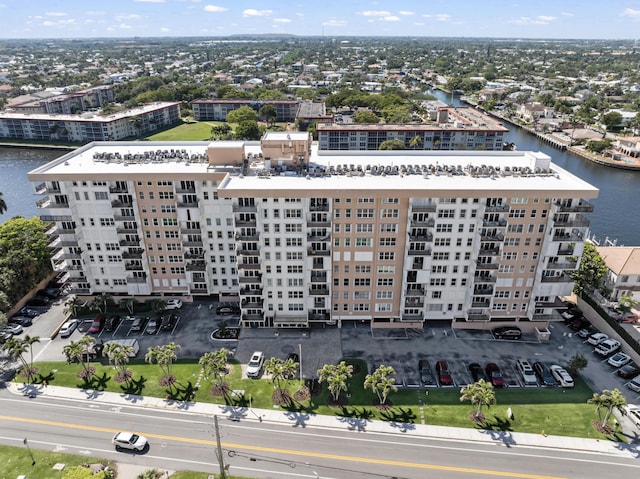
[119,23,133,29]
[560,12,574,17]
[359,10,391,17]
[621,8,640,20]
[42,18,76,27]
[382,16,400,22]
[422,13,452,22]
[274,18,292,23]
[399,11,414,16]
[322,18,346,27]
[160,27,170,32]
[134,0,166,3]
[243,9,272,17]
[115,14,141,21]
[510,15,558,25]
[204,5,228,13]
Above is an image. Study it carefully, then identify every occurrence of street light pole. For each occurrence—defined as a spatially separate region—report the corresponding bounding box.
[213,415,227,479]
[298,343,303,386]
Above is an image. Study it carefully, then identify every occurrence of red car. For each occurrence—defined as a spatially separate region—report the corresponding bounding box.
[88,316,105,334]
[435,360,453,386]
[485,363,505,387]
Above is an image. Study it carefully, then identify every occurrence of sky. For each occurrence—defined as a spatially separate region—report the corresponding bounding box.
[0,0,639,40]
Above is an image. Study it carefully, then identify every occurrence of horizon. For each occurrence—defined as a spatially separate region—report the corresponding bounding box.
[0,0,638,41]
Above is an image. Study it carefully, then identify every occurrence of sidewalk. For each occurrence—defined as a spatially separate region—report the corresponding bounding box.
[7,382,640,460]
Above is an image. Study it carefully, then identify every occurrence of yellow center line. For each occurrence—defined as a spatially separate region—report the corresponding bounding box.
[0,415,568,479]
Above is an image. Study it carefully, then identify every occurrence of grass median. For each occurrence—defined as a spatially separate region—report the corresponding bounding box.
[21,357,620,441]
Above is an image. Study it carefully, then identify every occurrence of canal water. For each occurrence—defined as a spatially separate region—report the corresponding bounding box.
[1,101,638,245]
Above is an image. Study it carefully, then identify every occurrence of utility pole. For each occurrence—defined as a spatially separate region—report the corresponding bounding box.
[214,415,227,479]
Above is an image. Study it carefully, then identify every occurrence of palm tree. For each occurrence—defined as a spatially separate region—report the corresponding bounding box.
[2,335,40,383]
[146,342,181,390]
[104,342,134,385]
[282,357,298,382]
[90,293,113,314]
[64,297,82,319]
[0,191,7,215]
[62,340,84,364]
[199,349,230,393]
[119,297,136,316]
[264,357,287,390]
[364,364,398,406]
[149,299,166,314]
[409,135,423,150]
[460,379,496,421]
[77,335,97,380]
[588,389,627,431]
[317,361,353,403]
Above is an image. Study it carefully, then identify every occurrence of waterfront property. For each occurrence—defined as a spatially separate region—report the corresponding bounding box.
[317,107,508,151]
[0,102,181,142]
[29,132,598,332]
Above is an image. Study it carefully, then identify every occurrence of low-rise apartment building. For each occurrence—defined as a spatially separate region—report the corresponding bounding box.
[191,99,299,122]
[0,102,180,142]
[29,133,598,332]
[317,107,508,151]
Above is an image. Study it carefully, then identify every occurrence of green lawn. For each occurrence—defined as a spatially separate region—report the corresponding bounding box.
[23,357,622,441]
[146,122,218,141]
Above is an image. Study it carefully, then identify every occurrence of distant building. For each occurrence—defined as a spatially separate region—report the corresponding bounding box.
[317,107,508,151]
[191,99,299,122]
[8,85,115,114]
[0,102,180,142]
[29,134,597,332]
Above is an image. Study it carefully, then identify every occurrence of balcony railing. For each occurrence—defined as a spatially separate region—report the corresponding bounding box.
[473,286,494,296]
[411,203,437,212]
[307,247,331,256]
[184,252,205,260]
[119,239,140,247]
[552,215,590,228]
[241,299,264,308]
[238,263,260,270]
[116,227,138,234]
[475,261,498,270]
[109,185,128,193]
[401,313,424,321]
[239,275,261,284]
[404,299,424,308]
[546,261,578,270]
[182,240,203,247]
[474,274,497,283]
[175,186,196,193]
[240,286,263,295]
[114,213,136,220]
[309,203,330,212]
[467,312,491,321]
[235,219,257,227]
[480,232,504,241]
[541,274,572,283]
[111,199,133,208]
[478,247,500,256]
[309,287,329,296]
[485,204,509,213]
[186,262,206,271]
[310,273,327,282]
[177,200,200,208]
[124,263,144,271]
[122,250,144,259]
[555,200,594,213]
[232,204,257,213]
[308,312,331,321]
[237,247,260,256]
[306,219,331,227]
[180,227,202,235]
[408,233,433,242]
[307,232,331,241]
[552,232,583,242]
[236,233,260,241]
[557,246,575,256]
[408,247,432,256]
[410,218,435,227]
[405,289,425,296]
[126,276,147,284]
[482,218,507,228]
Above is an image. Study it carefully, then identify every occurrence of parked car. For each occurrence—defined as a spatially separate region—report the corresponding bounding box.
[468,362,488,383]
[577,326,596,338]
[418,359,435,385]
[145,318,159,335]
[59,319,79,338]
[19,308,40,318]
[26,297,49,307]
[88,316,105,334]
[607,352,631,368]
[627,375,640,393]
[625,405,640,429]
[216,302,240,315]
[164,299,183,310]
[112,431,148,452]
[533,362,556,386]
[516,359,537,385]
[492,326,522,340]
[587,332,609,345]
[105,315,121,332]
[9,316,32,327]
[485,363,505,387]
[435,360,453,386]
[130,316,148,332]
[160,314,178,331]
[246,351,265,378]
[550,365,574,388]
[0,330,12,342]
[611,311,639,323]
[618,363,640,379]
[37,288,60,299]
[594,339,621,357]
[561,309,583,321]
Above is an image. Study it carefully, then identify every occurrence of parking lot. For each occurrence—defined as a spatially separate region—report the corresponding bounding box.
[3,295,640,406]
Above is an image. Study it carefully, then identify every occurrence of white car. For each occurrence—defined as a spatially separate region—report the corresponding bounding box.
[587,332,608,345]
[59,319,79,338]
[246,351,264,378]
[164,299,183,310]
[550,364,574,388]
[594,339,621,357]
[608,352,631,368]
[516,359,537,385]
[112,431,148,451]
[2,323,24,335]
[625,405,640,428]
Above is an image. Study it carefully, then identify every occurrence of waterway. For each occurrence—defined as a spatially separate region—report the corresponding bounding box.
[428,89,639,246]
[1,102,638,245]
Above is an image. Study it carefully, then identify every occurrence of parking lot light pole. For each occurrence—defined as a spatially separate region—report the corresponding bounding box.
[298,343,303,386]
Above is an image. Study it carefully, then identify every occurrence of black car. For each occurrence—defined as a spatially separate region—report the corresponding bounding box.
[533,361,557,386]
[286,352,300,364]
[26,297,49,307]
[19,308,40,318]
[618,363,640,379]
[9,316,33,327]
[161,314,178,331]
[216,302,240,315]
[567,317,590,332]
[37,288,60,299]
[468,362,489,383]
[419,360,435,385]
[105,315,121,332]
[492,326,522,340]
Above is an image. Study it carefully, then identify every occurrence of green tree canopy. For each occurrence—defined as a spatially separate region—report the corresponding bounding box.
[571,242,608,295]
[226,105,258,124]
[353,110,380,123]
[601,111,623,130]
[234,120,262,140]
[378,139,406,150]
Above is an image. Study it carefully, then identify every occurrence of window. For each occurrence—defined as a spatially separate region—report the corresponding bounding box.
[376,291,393,299]
[356,223,374,233]
[354,278,371,286]
[380,223,398,233]
[356,208,375,218]
[355,238,373,247]
[436,224,452,233]
[379,252,395,261]
[381,209,399,218]
[377,278,393,286]
[376,265,395,274]
[438,209,455,218]
[379,237,396,246]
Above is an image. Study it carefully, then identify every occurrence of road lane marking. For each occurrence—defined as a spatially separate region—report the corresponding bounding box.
[0,415,568,479]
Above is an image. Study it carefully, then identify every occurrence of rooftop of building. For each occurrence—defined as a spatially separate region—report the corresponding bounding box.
[596,246,640,275]
[29,140,599,198]
[1,101,179,122]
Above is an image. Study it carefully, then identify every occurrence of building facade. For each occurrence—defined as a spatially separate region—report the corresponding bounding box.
[0,102,180,142]
[29,133,598,332]
[191,99,299,122]
[317,107,509,151]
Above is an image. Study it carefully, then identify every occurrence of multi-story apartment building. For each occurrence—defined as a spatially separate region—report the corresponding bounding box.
[191,99,299,123]
[0,102,180,142]
[317,107,509,151]
[29,132,598,333]
[9,85,115,115]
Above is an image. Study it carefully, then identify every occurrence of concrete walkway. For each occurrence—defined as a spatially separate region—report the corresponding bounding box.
[7,381,640,464]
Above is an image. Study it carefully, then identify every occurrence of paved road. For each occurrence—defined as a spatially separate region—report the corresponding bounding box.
[1,388,640,479]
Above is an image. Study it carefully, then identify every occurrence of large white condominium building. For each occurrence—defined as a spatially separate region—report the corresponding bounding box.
[29,132,598,333]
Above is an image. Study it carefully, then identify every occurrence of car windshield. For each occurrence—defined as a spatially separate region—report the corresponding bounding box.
[129,434,139,443]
